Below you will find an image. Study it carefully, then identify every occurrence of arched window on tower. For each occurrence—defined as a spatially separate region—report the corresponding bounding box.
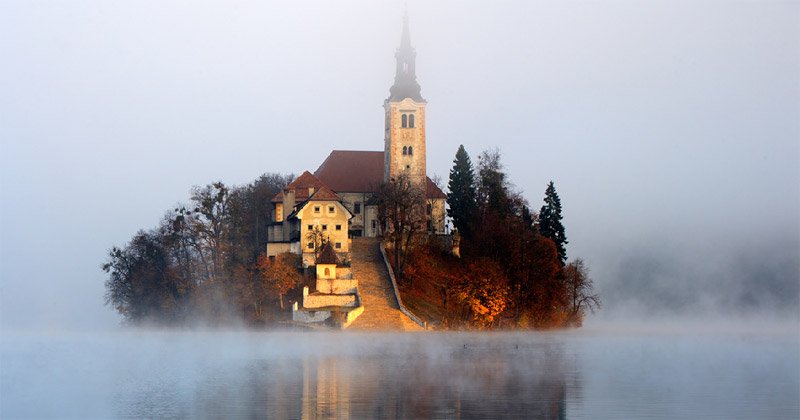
[401,114,408,128]
[408,146,413,155]
[409,114,415,128]
[402,146,407,155]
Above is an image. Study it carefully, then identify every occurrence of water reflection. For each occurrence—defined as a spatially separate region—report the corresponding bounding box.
[6,331,793,418]
[119,334,573,419]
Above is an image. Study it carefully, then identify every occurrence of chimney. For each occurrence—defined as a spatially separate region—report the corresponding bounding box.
[284,188,296,218]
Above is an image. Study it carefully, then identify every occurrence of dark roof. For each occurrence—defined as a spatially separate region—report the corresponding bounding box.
[315,150,447,199]
[271,170,327,203]
[316,242,340,265]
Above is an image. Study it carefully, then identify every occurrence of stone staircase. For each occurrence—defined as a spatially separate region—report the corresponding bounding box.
[345,238,424,331]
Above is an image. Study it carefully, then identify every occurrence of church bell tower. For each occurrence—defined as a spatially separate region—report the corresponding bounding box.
[384,12,427,187]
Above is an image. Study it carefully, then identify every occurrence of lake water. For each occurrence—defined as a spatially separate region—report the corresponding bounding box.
[1,328,798,419]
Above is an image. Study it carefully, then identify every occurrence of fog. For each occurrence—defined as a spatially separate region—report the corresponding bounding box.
[1,1,798,331]
[2,330,798,418]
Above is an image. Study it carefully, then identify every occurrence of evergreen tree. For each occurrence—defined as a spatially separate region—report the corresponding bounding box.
[478,148,509,218]
[446,145,477,237]
[538,181,568,266]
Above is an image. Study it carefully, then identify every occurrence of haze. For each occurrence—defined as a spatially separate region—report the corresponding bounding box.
[1,1,798,331]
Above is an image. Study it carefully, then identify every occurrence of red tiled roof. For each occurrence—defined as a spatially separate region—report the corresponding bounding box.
[425,177,447,199]
[315,151,384,193]
[314,150,447,199]
[308,185,341,201]
[271,170,327,203]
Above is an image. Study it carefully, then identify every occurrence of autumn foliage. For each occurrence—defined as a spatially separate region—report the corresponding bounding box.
[398,146,600,330]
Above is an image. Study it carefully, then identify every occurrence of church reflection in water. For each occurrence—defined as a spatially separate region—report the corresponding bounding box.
[118,336,576,419]
[276,341,573,419]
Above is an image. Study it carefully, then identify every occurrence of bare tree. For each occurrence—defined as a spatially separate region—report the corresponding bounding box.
[187,182,231,283]
[563,258,601,325]
[305,225,328,258]
[377,173,427,279]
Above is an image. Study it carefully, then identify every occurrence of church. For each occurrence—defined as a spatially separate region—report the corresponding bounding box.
[266,14,447,266]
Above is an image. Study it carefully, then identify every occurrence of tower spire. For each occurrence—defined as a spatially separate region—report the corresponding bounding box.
[400,7,411,49]
[388,11,423,102]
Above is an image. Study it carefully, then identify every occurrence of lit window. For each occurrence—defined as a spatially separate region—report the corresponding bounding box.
[335,242,341,249]
[314,206,320,213]
[335,224,342,231]
[401,114,408,128]
[409,114,415,128]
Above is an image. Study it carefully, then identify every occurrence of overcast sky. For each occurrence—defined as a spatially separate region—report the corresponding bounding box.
[1,1,798,330]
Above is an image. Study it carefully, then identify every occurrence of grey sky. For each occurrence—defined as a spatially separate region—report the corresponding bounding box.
[1,1,798,330]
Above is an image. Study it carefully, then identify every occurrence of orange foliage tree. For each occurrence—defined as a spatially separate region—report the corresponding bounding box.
[257,252,301,309]
[454,259,511,329]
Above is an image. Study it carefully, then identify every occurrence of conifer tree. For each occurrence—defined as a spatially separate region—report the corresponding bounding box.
[538,181,568,266]
[447,145,477,237]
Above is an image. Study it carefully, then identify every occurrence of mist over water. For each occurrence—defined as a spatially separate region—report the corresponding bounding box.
[1,1,798,417]
[2,330,797,419]
[591,230,800,323]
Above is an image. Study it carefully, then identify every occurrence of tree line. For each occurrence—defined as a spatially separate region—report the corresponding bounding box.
[102,173,302,325]
[104,148,600,329]
[394,145,600,329]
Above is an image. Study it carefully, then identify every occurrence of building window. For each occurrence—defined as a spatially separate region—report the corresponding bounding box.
[335,224,342,231]
[354,203,361,214]
[328,206,335,213]
[307,242,313,249]
[427,220,433,231]
[314,206,320,213]
[307,224,313,231]
[322,224,327,231]
[324,267,330,276]
[408,146,413,155]
[406,165,410,170]
[402,146,407,155]
[401,114,408,128]
[371,220,377,229]
[335,242,342,249]
[409,114,415,128]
